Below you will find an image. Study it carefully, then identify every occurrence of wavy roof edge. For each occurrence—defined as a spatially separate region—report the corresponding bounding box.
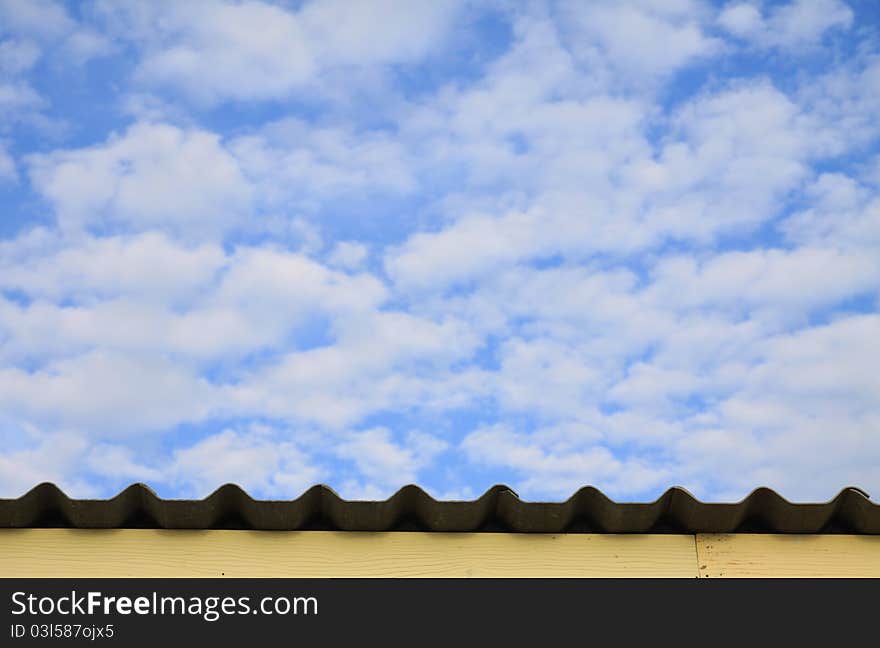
[1,483,878,533]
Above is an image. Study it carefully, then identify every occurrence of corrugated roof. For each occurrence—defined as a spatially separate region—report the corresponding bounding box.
[1,483,877,533]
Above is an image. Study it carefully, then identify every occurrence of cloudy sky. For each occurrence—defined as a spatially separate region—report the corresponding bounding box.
[0,0,878,502]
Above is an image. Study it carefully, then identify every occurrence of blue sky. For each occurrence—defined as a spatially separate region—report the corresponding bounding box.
[1,0,879,502]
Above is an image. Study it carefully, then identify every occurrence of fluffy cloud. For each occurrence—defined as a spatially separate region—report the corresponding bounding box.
[327,241,368,270]
[782,173,880,250]
[231,117,416,212]
[718,0,853,50]
[0,17,105,132]
[0,0,112,70]
[0,0,75,40]
[228,310,483,428]
[0,350,217,435]
[0,232,398,445]
[164,427,323,498]
[388,85,802,292]
[559,0,722,81]
[0,426,94,497]
[0,237,388,367]
[336,427,447,492]
[645,246,880,320]
[0,231,224,303]
[27,123,253,238]
[0,38,40,74]
[0,80,43,123]
[97,0,463,105]
[676,315,880,499]
[461,424,671,498]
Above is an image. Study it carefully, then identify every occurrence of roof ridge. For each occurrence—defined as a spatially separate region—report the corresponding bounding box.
[1,483,877,533]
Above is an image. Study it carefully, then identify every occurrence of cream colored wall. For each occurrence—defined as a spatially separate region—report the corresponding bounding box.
[696,533,880,578]
[0,529,877,578]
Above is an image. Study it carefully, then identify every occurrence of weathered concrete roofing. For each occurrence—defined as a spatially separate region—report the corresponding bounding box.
[2,483,878,533]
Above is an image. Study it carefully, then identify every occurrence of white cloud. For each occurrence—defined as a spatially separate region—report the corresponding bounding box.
[387,76,828,293]
[0,80,44,119]
[718,0,853,50]
[27,122,253,238]
[493,336,607,420]
[231,117,415,211]
[385,209,547,293]
[165,427,322,498]
[461,424,671,499]
[0,0,74,40]
[327,241,368,270]
[0,20,111,129]
[400,15,651,195]
[0,350,217,435]
[86,444,163,483]
[131,1,315,105]
[229,310,483,428]
[100,0,463,105]
[726,315,880,422]
[406,187,880,499]
[459,313,880,500]
[0,421,326,499]
[717,3,763,38]
[645,246,880,320]
[213,245,387,321]
[0,1,113,65]
[797,58,880,155]
[607,363,702,415]
[677,314,880,499]
[298,0,462,67]
[336,427,447,491]
[0,38,40,74]
[636,80,816,241]
[0,239,389,365]
[62,29,114,64]
[0,430,95,497]
[559,0,722,81]
[0,4,112,134]
[0,231,224,304]
[782,173,880,250]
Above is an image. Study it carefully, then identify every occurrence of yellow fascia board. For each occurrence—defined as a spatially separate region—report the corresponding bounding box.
[0,529,696,578]
[3,530,879,578]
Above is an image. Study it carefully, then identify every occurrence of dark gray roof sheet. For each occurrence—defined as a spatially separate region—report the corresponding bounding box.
[1,483,878,533]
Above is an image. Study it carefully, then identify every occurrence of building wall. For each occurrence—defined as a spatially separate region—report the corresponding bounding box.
[1,530,879,577]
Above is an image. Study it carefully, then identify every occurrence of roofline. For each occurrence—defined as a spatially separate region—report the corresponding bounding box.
[2,483,878,533]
